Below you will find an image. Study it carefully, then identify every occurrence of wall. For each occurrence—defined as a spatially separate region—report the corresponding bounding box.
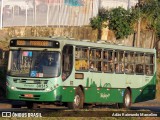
[101,27,156,49]
[0,26,99,50]
[100,0,138,10]
[0,26,157,51]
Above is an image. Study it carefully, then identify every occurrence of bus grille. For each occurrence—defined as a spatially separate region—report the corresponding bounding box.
[16,87,45,91]
[13,79,48,84]
[19,94,40,100]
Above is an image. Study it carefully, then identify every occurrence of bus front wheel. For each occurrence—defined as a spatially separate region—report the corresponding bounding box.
[117,89,131,109]
[67,87,84,109]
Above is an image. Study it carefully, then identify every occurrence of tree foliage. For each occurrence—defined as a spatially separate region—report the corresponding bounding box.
[90,0,160,40]
[137,0,160,40]
[140,0,159,30]
[108,7,133,39]
[90,16,103,30]
[90,8,109,30]
[90,7,138,39]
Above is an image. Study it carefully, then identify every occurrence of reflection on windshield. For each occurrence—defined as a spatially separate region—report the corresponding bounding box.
[8,50,60,78]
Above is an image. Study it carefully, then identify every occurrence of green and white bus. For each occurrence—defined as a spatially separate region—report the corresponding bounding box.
[6,37,156,109]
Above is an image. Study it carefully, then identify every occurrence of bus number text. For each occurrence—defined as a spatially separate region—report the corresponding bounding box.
[37,84,48,89]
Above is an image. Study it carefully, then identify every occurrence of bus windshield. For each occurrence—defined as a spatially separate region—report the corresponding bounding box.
[8,50,60,78]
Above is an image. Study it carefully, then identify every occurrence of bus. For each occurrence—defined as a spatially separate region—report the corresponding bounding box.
[6,37,156,109]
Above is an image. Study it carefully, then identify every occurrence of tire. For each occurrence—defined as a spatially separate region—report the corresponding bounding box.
[67,87,84,109]
[117,89,131,109]
[26,102,38,109]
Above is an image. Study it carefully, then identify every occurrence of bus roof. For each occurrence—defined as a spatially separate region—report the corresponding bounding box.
[11,36,156,53]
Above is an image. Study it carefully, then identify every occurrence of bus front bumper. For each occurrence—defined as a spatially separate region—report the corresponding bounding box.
[6,86,62,102]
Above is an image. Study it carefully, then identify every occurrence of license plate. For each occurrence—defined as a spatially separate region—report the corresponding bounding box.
[24,94,33,98]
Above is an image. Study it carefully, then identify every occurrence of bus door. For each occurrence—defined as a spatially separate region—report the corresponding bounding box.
[62,45,74,82]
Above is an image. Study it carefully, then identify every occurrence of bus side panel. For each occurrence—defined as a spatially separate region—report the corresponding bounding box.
[61,86,75,102]
[84,87,98,103]
[84,73,124,103]
[132,74,156,103]
[84,88,124,103]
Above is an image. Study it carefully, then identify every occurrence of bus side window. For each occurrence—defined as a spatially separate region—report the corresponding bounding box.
[62,45,73,81]
[114,50,124,73]
[135,53,144,74]
[75,47,89,71]
[145,54,154,75]
[89,48,102,72]
[103,50,113,72]
[125,52,135,74]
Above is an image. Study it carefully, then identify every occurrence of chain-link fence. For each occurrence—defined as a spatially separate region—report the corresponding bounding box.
[0,0,99,27]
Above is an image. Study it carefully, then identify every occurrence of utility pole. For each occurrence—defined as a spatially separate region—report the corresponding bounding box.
[127,0,130,10]
[137,0,141,47]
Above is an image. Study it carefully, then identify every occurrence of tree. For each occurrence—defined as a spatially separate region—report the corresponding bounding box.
[90,8,109,39]
[90,7,136,40]
[140,0,159,30]
[108,7,134,39]
[138,0,160,47]
[90,0,160,43]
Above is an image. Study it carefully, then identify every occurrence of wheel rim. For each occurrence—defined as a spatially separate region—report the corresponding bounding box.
[74,95,80,107]
[125,93,130,107]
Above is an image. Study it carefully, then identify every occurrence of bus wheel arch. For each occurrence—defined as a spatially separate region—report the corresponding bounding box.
[78,85,84,94]
[67,85,84,109]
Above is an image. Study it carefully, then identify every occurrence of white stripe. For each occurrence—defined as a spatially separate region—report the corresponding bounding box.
[34,0,37,26]
[60,0,65,26]
[82,1,86,26]
[0,0,3,29]
[75,6,80,26]
[47,0,50,26]
[58,0,60,27]
[25,4,28,26]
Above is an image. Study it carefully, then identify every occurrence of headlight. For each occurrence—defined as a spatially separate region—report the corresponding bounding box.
[6,81,15,90]
[11,86,15,90]
[46,88,51,92]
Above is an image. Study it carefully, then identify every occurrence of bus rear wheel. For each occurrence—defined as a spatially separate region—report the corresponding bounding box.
[26,102,38,109]
[67,87,84,109]
[117,89,131,109]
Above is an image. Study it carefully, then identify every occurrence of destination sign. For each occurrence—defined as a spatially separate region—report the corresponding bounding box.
[10,39,60,48]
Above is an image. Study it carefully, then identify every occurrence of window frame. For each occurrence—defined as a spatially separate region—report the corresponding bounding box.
[114,50,125,74]
[73,45,155,76]
[135,52,145,75]
[144,53,154,76]
[75,46,89,72]
[89,48,102,72]
[124,51,135,75]
[103,49,114,73]
[62,45,73,81]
